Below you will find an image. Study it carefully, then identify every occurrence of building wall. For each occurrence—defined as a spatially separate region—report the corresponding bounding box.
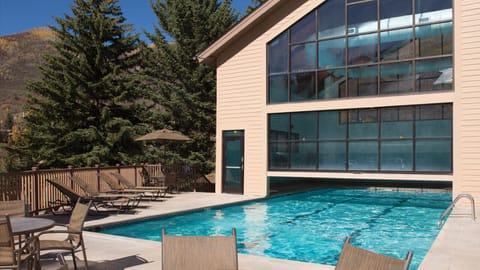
[453,0,480,201]
[214,0,476,199]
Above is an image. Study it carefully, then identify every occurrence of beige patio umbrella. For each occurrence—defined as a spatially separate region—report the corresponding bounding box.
[135,128,191,143]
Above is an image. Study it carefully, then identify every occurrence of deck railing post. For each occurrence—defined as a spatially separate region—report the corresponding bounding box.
[95,164,101,191]
[133,163,138,186]
[68,165,74,189]
[32,166,39,215]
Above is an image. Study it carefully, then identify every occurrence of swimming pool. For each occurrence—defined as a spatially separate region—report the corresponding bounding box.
[100,188,451,269]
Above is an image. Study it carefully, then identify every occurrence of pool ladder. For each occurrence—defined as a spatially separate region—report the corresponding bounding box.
[438,193,476,228]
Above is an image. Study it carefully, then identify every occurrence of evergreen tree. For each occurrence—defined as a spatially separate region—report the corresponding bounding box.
[246,0,268,14]
[6,0,148,170]
[142,0,237,173]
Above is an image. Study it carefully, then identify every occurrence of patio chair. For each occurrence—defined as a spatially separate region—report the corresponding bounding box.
[0,200,27,217]
[36,199,92,270]
[0,215,37,270]
[109,172,167,199]
[68,176,142,210]
[161,228,238,270]
[335,237,413,270]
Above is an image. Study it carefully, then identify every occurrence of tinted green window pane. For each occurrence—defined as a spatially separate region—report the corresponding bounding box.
[348,1,378,34]
[381,140,413,171]
[319,142,346,170]
[319,111,347,139]
[269,114,289,141]
[348,33,378,65]
[348,141,378,170]
[415,22,452,57]
[224,130,244,137]
[290,142,317,170]
[381,121,413,138]
[415,0,452,24]
[348,65,378,97]
[416,104,452,120]
[380,62,414,94]
[349,109,378,139]
[268,75,288,103]
[380,28,414,61]
[416,120,452,138]
[415,139,452,172]
[291,43,316,72]
[269,142,289,169]
[291,112,317,140]
[318,69,346,99]
[291,12,316,43]
[416,57,452,92]
[318,38,346,68]
[268,31,289,74]
[380,0,412,30]
[318,0,345,39]
[291,72,316,101]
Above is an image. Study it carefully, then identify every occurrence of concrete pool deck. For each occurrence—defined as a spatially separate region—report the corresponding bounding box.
[35,191,479,270]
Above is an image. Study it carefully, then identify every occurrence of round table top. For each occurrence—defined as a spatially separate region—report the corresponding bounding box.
[10,216,55,235]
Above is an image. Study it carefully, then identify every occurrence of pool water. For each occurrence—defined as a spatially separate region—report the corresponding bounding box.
[100,188,451,269]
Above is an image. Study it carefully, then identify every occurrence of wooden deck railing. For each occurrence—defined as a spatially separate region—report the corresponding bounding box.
[0,163,213,215]
[0,164,154,215]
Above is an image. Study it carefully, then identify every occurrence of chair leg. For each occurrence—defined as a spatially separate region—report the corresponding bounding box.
[72,250,77,270]
[81,242,89,270]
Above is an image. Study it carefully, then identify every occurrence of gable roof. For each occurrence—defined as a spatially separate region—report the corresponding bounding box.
[197,0,287,66]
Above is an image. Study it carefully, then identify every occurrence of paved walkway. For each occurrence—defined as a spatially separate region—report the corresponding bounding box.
[34,192,479,270]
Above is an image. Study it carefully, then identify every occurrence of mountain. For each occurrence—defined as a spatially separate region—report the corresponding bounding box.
[0,27,57,122]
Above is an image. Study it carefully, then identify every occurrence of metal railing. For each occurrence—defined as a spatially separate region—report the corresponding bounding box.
[438,193,476,228]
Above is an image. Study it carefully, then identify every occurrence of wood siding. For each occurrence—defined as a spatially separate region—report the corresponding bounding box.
[454,0,480,202]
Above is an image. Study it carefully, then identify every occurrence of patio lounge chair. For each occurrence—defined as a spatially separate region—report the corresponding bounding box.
[0,215,38,270]
[108,172,167,199]
[46,179,127,213]
[36,199,92,270]
[161,228,238,270]
[68,176,142,210]
[335,237,413,270]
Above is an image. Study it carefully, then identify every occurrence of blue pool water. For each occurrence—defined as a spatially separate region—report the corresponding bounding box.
[100,188,451,269]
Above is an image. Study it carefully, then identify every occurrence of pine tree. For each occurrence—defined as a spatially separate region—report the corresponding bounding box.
[6,0,148,170]
[142,0,237,173]
[246,0,268,14]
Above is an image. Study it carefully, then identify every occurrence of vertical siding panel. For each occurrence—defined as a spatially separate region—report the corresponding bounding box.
[454,0,480,202]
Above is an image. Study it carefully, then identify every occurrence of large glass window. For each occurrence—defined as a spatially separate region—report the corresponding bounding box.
[318,0,345,39]
[267,0,453,104]
[318,69,346,99]
[415,0,452,24]
[380,0,412,30]
[268,104,452,173]
[347,1,378,34]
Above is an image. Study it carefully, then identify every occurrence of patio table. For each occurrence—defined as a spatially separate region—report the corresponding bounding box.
[10,216,55,270]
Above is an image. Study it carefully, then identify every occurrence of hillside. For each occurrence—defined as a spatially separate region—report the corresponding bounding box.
[0,27,57,121]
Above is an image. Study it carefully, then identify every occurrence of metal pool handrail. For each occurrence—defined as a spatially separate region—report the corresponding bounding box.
[438,193,476,228]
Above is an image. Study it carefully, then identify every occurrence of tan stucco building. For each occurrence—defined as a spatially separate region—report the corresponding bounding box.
[198,0,479,202]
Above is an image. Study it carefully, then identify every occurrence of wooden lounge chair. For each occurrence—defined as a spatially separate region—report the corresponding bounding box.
[108,172,167,199]
[0,215,37,270]
[162,228,238,270]
[68,176,142,210]
[36,199,92,270]
[335,237,413,270]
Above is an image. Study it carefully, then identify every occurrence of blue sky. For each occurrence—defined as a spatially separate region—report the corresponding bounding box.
[0,0,252,40]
